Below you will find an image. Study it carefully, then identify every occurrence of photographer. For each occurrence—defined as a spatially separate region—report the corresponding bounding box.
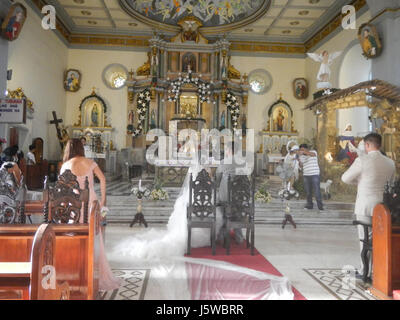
[297,144,324,211]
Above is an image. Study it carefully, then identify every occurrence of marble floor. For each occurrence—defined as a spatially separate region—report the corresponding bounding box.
[104,223,376,300]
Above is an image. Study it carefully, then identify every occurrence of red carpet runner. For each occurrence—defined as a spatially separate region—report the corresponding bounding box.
[186,243,306,300]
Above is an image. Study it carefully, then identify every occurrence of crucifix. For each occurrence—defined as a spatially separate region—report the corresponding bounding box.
[50,111,64,150]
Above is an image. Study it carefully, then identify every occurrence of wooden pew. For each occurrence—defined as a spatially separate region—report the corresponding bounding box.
[370,204,400,299]
[20,160,48,191]
[0,223,70,300]
[0,202,101,300]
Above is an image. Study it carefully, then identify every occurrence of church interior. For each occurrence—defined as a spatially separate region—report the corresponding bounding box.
[1,0,400,301]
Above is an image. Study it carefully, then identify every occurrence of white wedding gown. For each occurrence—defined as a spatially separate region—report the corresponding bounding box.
[113,163,294,300]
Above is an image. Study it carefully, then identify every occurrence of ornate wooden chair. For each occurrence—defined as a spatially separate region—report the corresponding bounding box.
[0,165,26,224]
[43,170,89,224]
[224,174,256,255]
[187,169,217,255]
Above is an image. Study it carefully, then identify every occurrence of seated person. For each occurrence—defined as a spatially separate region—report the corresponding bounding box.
[26,144,36,165]
[1,146,22,187]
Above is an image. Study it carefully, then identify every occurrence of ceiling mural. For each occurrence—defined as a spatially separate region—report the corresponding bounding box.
[121,0,267,27]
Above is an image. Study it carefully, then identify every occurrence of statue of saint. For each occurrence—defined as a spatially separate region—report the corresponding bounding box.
[182,54,196,73]
[220,111,226,128]
[150,110,156,129]
[275,110,285,131]
[337,124,356,162]
[59,128,70,153]
[221,51,228,80]
[91,104,99,127]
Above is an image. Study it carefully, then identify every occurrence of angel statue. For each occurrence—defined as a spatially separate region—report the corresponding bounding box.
[307,50,342,89]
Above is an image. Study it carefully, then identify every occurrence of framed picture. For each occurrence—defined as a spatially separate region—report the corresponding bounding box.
[293,78,308,100]
[64,69,81,92]
[358,23,382,59]
[1,3,27,41]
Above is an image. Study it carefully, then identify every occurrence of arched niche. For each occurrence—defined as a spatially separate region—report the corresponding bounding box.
[337,40,372,137]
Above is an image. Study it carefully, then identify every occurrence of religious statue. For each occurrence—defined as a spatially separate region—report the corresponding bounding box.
[220,111,226,128]
[59,127,70,153]
[128,110,134,125]
[275,110,285,131]
[136,52,151,76]
[337,124,356,162]
[380,116,396,157]
[150,110,156,129]
[91,104,99,127]
[151,47,158,78]
[182,22,198,42]
[307,50,342,88]
[182,54,196,73]
[220,50,228,80]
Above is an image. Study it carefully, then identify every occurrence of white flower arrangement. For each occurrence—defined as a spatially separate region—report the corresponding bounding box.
[150,188,169,201]
[148,178,169,201]
[255,182,272,203]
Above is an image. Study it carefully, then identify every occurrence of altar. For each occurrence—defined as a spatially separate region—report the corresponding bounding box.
[70,89,117,174]
[258,97,299,175]
[124,17,250,184]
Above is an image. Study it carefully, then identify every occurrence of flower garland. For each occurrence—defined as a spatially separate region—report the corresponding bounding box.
[132,89,151,137]
[167,70,212,104]
[226,91,240,129]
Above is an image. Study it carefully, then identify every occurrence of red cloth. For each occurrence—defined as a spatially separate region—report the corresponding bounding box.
[187,244,306,300]
[393,290,400,300]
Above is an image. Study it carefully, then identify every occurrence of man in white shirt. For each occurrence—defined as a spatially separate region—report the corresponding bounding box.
[342,133,395,278]
[26,144,36,165]
[298,144,324,211]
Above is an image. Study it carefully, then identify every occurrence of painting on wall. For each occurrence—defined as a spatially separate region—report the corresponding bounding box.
[358,23,382,59]
[64,69,82,92]
[293,78,308,100]
[267,99,294,133]
[1,3,27,41]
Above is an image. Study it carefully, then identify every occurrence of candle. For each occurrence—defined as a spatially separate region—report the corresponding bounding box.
[139,179,142,191]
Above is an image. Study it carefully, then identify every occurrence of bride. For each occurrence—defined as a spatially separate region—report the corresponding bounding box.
[113,142,294,300]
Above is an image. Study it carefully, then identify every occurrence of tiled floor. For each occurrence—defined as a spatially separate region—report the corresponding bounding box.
[104,223,375,300]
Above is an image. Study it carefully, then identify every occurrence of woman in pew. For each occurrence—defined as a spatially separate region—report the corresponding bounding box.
[61,139,121,292]
[1,146,22,188]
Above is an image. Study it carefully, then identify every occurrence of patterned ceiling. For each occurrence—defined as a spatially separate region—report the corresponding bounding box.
[47,0,354,43]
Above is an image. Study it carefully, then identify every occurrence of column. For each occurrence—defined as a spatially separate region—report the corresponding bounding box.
[163,49,168,76]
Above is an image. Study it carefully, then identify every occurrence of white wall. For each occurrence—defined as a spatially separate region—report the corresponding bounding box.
[337,42,371,136]
[66,49,146,150]
[230,55,306,149]
[6,0,68,160]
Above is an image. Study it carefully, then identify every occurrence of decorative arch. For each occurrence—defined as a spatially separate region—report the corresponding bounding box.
[267,99,293,133]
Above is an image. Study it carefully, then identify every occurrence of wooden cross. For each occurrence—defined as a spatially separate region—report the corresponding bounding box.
[50,111,64,149]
